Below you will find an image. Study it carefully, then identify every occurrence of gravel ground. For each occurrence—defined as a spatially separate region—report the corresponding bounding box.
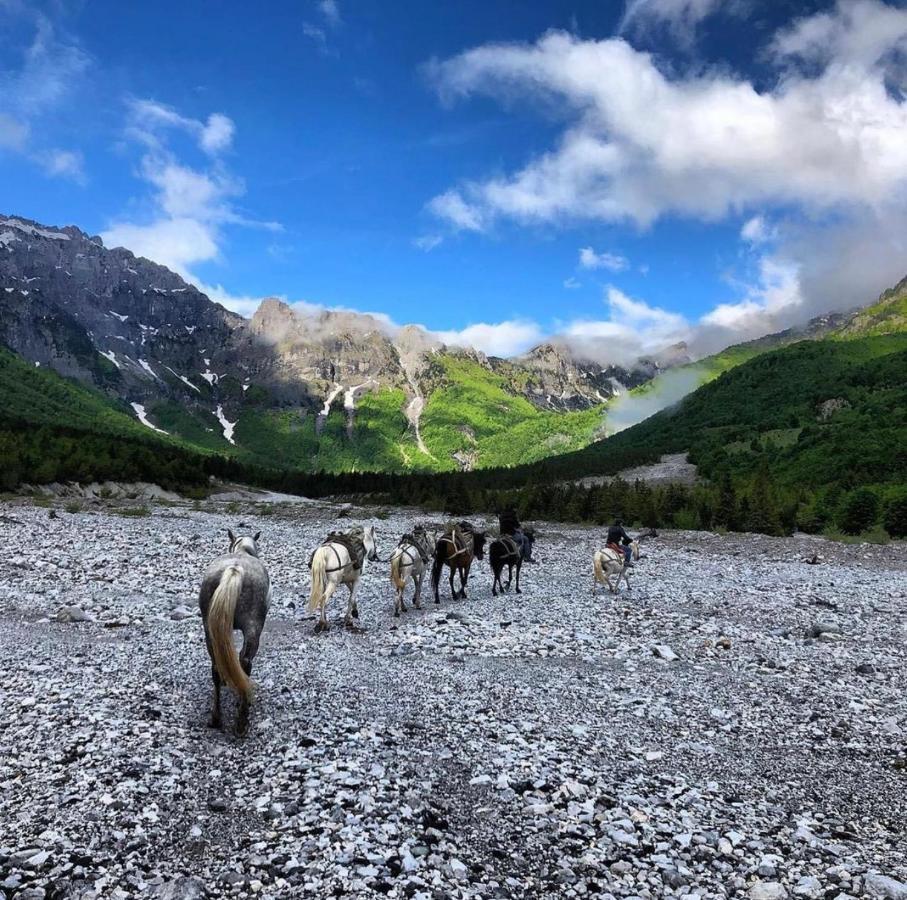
[1,497,906,900]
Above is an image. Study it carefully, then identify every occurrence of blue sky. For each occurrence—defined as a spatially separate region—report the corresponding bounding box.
[3,0,907,359]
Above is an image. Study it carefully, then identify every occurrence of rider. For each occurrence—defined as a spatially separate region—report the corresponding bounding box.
[499,507,534,563]
[606,518,634,567]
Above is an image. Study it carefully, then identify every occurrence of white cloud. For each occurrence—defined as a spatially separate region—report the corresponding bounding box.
[427,189,486,232]
[428,15,907,228]
[561,286,690,364]
[127,100,235,156]
[304,0,342,52]
[579,246,629,271]
[563,276,582,289]
[433,319,546,357]
[740,214,772,244]
[38,148,86,183]
[102,100,279,317]
[770,0,907,69]
[619,0,726,39]
[0,13,90,180]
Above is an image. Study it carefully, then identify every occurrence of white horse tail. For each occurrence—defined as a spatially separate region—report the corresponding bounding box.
[209,566,251,701]
[390,550,405,590]
[593,551,605,585]
[308,548,327,614]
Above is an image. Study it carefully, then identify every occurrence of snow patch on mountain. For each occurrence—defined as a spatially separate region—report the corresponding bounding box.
[130,403,168,434]
[215,405,236,444]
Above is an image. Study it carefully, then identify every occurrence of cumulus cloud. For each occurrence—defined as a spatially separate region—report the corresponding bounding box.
[127,100,236,156]
[579,246,629,271]
[0,12,90,180]
[428,23,907,230]
[426,1,907,346]
[433,319,546,357]
[103,100,280,314]
[561,286,691,365]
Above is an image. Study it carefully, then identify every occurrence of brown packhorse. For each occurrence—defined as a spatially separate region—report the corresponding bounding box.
[431,522,487,603]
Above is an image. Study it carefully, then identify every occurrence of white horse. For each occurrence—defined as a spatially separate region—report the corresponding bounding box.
[389,526,436,617]
[307,525,379,631]
[593,540,640,594]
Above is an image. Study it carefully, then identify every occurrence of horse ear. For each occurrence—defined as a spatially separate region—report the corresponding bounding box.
[227,529,236,544]
[253,531,261,542]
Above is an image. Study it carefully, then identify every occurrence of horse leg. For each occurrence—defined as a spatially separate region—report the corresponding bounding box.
[345,579,360,627]
[236,630,261,736]
[204,628,222,729]
[505,562,513,592]
[399,568,409,613]
[315,580,337,632]
[460,562,471,600]
[413,570,424,610]
[448,566,457,601]
[515,560,522,594]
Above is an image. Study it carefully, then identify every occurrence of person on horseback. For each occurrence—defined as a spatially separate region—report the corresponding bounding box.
[606,519,634,567]
[499,507,534,563]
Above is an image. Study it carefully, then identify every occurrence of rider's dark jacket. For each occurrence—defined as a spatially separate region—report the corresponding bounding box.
[606,524,632,546]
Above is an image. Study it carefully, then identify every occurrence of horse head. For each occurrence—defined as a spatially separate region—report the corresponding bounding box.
[227,528,261,558]
[630,540,640,561]
[364,524,379,561]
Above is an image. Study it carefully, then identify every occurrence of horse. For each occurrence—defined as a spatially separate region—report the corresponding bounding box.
[431,522,486,603]
[592,540,640,594]
[489,527,534,596]
[307,525,379,632]
[198,529,272,735]
[389,526,435,616]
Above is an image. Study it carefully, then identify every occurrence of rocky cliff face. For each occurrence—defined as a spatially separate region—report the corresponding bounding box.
[0,215,240,407]
[0,212,692,463]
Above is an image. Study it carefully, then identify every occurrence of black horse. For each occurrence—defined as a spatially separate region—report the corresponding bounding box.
[489,527,534,596]
[431,522,487,602]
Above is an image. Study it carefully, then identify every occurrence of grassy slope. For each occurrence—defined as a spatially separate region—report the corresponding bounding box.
[418,356,605,470]
[518,334,907,490]
[0,347,164,440]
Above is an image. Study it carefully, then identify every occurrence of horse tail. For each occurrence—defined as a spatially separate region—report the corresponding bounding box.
[431,549,444,596]
[208,566,250,701]
[308,548,327,614]
[593,551,605,585]
[390,550,405,590]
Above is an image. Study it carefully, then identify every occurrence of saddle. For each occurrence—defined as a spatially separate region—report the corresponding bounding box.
[399,528,432,564]
[605,542,624,557]
[441,522,474,558]
[498,534,520,556]
[309,529,366,571]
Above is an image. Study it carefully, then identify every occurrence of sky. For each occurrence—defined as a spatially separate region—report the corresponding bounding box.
[3,0,907,361]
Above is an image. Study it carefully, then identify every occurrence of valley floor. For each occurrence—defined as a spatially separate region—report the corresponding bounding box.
[1,499,906,899]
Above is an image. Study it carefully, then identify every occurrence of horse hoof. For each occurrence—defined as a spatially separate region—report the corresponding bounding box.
[208,715,222,730]
[515,588,522,594]
[394,611,400,618]
[314,621,330,634]
[236,720,249,737]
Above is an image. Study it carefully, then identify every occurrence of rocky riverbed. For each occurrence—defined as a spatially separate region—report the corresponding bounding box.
[1,497,905,899]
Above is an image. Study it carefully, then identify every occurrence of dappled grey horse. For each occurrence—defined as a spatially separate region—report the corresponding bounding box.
[199,530,272,735]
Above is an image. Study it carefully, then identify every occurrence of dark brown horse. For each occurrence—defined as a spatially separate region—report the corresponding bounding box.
[490,527,534,596]
[431,522,486,602]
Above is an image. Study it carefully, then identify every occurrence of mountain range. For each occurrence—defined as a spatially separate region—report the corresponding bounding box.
[1,212,904,476]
